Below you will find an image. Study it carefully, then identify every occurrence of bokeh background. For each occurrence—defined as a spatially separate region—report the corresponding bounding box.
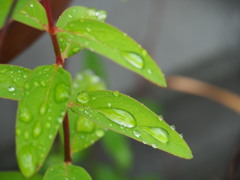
[1,0,240,179]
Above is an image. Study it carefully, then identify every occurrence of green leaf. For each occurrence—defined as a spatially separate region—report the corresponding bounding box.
[56,6,107,58]
[70,90,192,159]
[101,131,133,170]
[12,0,48,30]
[0,0,14,29]
[0,65,31,100]
[69,70,106,153]
[0,172,42,180]
[57,19,166,87]
[16,65,72,177]
[43,163,92,180]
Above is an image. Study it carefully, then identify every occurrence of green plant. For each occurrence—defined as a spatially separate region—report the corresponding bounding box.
[0,0,192,179]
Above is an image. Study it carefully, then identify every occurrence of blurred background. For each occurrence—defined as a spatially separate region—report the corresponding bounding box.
[1,0,240,179]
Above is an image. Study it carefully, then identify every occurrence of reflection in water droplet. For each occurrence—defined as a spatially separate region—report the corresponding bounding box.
[141,127,169,143]
[98,108,136,128]
[121,51,144,69]
[96,129,105,137]
[77,92,89,104]
[113,91,120,97]
[19,108,32,122]
[39,103,47,116]
[76,116,95,133]
[55,83,69,102]
[133,130,141,138]
[8,86,15,92]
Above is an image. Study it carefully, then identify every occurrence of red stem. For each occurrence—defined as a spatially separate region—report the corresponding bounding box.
[43,0,64,66]
[63,112,72,163]
[43,0,71,163]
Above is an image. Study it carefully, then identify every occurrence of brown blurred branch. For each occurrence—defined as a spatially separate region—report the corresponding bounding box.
[167,76,240,114]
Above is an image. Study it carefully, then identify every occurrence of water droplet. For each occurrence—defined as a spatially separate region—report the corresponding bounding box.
[24,83,30,90]
[34,81,39,87]
[147,69,152,74]
[18,147,35,177]
[77,92,89,104]
[49,134,53,140]
[29,3,34,7]
[152,144,157,149]
[24,131,29,140]
[8,86,15,92]
[72,47,80,53]
[55,83,69,102]
[45,123,51,129]
[107,103,112,107]
[158,116,163,121]
[87,8,97,16]
[92,97,96,100]
[143,141,147,144]
[86,27,92,32]
[133,130,141,137]
[96,10,107,20]
[68,14,73,18]
[121,51,144,69]
[76,116,95,132]
[141,127,169,143]
[19,108,32,122]
[96,129,105,137]
[33,125,41,137]
[179,133,183,138]
[98,108,136,128]
[170,125,176,131]
[39,103,47,116]
[113,91,120,97]
[16,128,21,136]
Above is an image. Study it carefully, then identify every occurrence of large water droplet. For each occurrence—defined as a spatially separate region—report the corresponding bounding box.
[133,130,141,138]
[76,116,95,133]
[39,103,47,116]
[8,86,15,92]
[77,92,90,104]
[19,108,32,122]
[18,147,35,177]
[96,10,107,20]
[141,127,169,143]
[98,108,136,128]
[121,52,144,69]
[55,83,69,102]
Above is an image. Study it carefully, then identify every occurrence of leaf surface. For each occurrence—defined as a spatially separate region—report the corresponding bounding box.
[57,19,166,87]
[16,65,71,177]
[69,70,106,153]
[12,0,48,30]
[0,172,42,180]
[70,90,192,159]
[0,0,14,29]
[0,65,31,100]
[56,6,107,58]
[43,163,91,180]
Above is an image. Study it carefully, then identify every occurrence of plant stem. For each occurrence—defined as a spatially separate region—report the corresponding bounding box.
[63,112,72,163]
[0,0,18,56]
[43,0,71,163]
[43,0,64,66]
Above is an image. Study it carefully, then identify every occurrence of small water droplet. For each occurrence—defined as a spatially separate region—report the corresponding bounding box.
[72,47,80,53]
[19,108,32,122]
[152,144,157,149]
[33,125,41,137]
[98,108,136,128]
[55,83,69,102]
[113,91,120,97]
[39,103,47,116]
[68,14,73,18]
[92,97,96,100]
[107,103,112,107]
[179,133,183,138]
[29,3,34,7]
[143,141,147,144]
[49,134,53,140]
[24,83,30,90]
[141,50,147,56]
[158,116,163,121]
[84,110,89,114]
[8,86,15,92]
[141,127,169,143]
[147,69,152,74]
[96,10,107,20]
[133,130,141,138]
[45,123,51,128]
[24,131,29,140]
[77,92,90,104]
[121,51,144,69]
[170,125,176,131]
[96,129,105,137]
[109,123,113,127]
[86,27,92,32]
[34,81,39,87]
[16,128,21,136]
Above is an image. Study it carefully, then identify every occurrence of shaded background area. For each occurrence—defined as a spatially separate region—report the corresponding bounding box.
[1,0,240,179]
